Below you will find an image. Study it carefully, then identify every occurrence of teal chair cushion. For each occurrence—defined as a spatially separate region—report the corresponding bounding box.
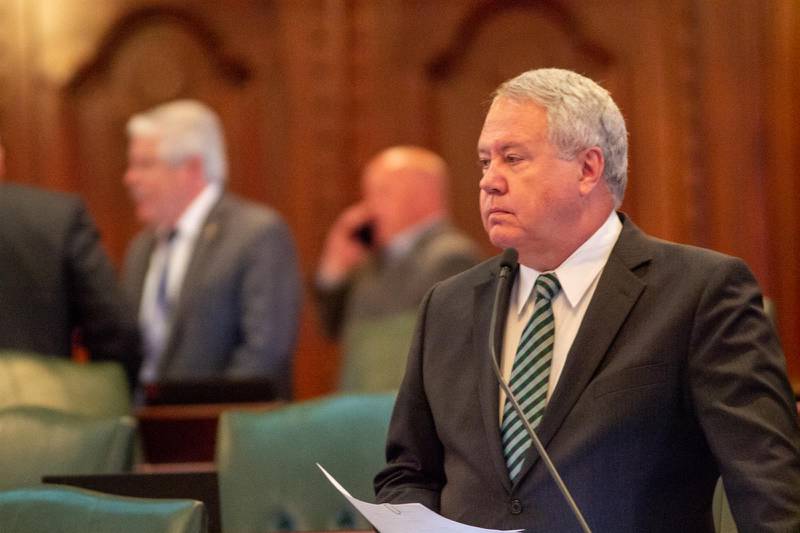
[0,406,136,490]
[0,350,131,417]
[216,393,395,532]
[0,484,206,533]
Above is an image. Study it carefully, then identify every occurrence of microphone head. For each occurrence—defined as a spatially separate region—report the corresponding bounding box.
[499,248,518,270]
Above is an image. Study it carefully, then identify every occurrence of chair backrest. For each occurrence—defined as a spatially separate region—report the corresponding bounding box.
[0,350,131,417]
[0,406,136,490]
[0,484,207,533]
[340,311,418,393]
[216,393,395,532]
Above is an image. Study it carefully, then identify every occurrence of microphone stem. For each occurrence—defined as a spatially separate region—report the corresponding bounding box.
[490,265,592,533]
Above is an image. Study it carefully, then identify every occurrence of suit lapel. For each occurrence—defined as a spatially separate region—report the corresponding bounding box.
[475,258,517,493]
[159,195,226,375]
[515,216,651,482]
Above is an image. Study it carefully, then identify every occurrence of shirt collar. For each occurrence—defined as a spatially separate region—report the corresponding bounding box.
[174,183,223,239]
[514,211,622,315]
[384,217,442,261]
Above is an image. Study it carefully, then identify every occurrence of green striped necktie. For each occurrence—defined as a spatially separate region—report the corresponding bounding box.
[501,272,561,481]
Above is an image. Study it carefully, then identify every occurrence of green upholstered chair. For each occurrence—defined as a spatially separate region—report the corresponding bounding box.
[0,484,207,533]
[0,350,131,417]
[216,393,395,532]
[0,406,136,490]
[339,311,418,393]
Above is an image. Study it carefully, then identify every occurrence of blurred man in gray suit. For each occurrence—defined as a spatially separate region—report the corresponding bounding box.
[0,136,141,387]
[122,100,301,400]
[315,146,480,392]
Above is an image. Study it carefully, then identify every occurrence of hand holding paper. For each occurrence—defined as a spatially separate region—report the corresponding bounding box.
[317,464,523,533]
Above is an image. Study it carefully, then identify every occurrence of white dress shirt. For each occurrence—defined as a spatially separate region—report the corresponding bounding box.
[499,211,623,419]
[138,183,222,383]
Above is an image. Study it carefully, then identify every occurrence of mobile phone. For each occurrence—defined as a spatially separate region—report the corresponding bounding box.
[352,221,375,248]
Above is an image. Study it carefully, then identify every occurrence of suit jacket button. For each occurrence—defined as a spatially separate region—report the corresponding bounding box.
[510,499,523,515]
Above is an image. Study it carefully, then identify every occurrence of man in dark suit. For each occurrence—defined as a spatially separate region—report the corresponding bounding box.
[315,146,480,392]
[0,138,141,386]
[121,100,301,400]
[374,69,800,531]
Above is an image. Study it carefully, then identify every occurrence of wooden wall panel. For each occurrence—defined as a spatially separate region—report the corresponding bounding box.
[764,0,800,389]
[1,0,797,395]
[0,1,13,147]
[0,0,38,187]
[276,0,358,397]
[692,0,771,275]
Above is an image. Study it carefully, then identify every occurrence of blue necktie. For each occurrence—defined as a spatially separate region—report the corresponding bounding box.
[139,230,177,384]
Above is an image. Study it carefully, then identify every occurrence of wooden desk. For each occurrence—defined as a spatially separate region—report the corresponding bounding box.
[135,401,283,463]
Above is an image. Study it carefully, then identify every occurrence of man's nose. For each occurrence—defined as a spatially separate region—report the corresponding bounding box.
[479,162,506,195]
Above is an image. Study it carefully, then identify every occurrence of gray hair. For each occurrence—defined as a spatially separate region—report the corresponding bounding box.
[494,68,628,207]
[126,100,228,185]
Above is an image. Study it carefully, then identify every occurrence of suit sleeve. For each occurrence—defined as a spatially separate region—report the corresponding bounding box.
[688,257,800,531]
[66,200,142,388]
[313,278,351,339]
[225,216,302,399]
[374,286,445,511]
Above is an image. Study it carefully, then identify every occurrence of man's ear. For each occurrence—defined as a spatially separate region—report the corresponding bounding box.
[578,146,605,196]
[182,155,206,184]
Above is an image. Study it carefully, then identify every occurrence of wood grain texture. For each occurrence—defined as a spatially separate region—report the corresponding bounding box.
[2,0,797,396]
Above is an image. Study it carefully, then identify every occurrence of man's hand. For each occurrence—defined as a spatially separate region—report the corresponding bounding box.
[318,203,373,284]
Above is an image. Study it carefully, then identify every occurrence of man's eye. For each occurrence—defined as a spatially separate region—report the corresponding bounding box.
[505,154,522,164]
[478,159,490,171]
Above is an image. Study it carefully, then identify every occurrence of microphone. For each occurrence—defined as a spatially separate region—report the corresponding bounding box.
[488,248,592,533]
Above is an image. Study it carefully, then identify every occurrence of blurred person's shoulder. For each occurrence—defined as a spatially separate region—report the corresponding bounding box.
[1,183,83,223]
[217,192,290,230]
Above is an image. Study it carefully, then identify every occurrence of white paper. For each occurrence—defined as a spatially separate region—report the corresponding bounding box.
[317,463,523,533]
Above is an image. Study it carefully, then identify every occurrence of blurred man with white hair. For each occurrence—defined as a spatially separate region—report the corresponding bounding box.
[122,100,301,400]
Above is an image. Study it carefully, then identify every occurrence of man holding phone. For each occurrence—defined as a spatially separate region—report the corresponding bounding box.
[315,145,480,392]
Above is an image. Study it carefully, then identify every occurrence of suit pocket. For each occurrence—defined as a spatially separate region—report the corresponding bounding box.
[592,363,669,398]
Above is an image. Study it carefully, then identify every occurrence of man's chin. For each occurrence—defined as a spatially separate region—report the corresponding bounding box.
[487,228,520,251]
[135,208,157,227]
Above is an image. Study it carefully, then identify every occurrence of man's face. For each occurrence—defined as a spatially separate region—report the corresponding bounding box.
[362,166,411,247]
[477,97,585,261]
[124,136,185,228]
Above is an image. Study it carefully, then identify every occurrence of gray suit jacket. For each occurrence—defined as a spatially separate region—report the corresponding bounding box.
[123,193,301,399]
[0,183,141,385]
[376,213,800,532]
[316,222,480,392]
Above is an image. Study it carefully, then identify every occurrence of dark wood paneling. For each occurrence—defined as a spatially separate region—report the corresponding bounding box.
[764,0,800,389]
[2,0,798,395]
